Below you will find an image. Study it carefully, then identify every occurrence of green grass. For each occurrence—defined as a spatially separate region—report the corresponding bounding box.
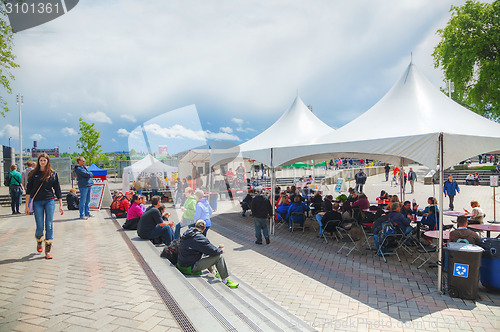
[468,165,496,170]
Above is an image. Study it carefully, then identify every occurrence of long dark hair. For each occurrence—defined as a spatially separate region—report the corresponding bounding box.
[29,153,53,182]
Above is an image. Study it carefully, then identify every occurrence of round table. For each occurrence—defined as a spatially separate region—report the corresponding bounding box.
[468,224,500,238]
[424,230,451,240]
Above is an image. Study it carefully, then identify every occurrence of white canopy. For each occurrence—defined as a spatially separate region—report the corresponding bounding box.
[211,96,336,166]
[275,63,500,169]
[122,154,178,193]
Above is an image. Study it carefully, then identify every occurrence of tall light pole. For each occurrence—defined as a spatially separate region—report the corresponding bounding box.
[17,93,23,173]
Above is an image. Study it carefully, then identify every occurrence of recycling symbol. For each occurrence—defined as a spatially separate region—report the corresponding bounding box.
[453,263,469,278]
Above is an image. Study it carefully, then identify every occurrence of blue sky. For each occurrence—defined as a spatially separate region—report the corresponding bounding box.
[0,0,468,155]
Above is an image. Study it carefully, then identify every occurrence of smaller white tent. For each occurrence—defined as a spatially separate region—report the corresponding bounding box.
[122,155,178,193]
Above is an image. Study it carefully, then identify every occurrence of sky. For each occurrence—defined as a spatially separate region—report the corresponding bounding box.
[0,0,469,156]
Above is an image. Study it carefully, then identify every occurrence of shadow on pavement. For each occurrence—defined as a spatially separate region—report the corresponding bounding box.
[0,253,45,265]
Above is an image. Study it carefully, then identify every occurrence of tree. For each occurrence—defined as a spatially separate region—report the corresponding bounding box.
[433,0,500,121]
[0,5,20,117]
[77,118,102,165]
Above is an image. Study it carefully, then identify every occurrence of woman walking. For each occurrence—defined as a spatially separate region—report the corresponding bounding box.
[25,153,63,259]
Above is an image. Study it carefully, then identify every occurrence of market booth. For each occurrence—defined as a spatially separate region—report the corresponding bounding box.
[88,163,107,181]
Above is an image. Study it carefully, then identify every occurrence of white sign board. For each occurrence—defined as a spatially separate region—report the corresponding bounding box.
[491,176,499,187]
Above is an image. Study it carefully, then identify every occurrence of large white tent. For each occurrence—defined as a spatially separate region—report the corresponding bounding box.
[275,63,500,168]
[210,95,336,167]
[122,154,178,193]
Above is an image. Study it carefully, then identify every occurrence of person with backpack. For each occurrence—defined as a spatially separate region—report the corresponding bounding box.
[137,196,173,246]
[387,202,413,235]
[177,219,239,288]
[110,191,132,218]
[7,164,23,214]
[443,175,460,211]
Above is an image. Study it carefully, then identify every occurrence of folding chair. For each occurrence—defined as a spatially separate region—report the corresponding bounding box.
[377,233,404,263]
[336,226,361,256]
[275,212,287,230]
[290,212,305,232]
[358,220,374,250]
[321,219,342,243]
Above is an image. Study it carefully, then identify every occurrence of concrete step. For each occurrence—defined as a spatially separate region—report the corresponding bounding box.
[119,219,315,332]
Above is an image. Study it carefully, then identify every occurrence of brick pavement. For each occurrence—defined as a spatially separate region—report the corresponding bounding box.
[0,209,181,332]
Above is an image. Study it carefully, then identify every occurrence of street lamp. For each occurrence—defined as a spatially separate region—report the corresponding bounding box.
[8,137,11,147]
[17,93,23,173]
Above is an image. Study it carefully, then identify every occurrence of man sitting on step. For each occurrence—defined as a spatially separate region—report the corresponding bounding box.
[177,220,239,288]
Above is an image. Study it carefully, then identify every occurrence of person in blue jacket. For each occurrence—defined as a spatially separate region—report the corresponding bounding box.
[287,196,310,229]
[443,175,460,211]
[193,190,213,236]
[74,156,94,220]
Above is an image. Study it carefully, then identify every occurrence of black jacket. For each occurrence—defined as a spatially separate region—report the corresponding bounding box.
[66,192,79,210]
[137,206,163,239]
[355,171,367,184]
[251,194,273,218]
[26,171,62,201]
[178,228,222,268]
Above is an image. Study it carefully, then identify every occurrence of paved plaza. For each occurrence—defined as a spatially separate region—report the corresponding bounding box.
[1,166,500,331]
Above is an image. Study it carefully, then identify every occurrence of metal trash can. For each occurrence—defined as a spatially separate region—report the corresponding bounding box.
[476,238,500,290]
[444,242,484,300]
[209,193,218,211]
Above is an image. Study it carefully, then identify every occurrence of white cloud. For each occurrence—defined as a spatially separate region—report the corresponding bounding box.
[220,126,233,133]
[120,114,136,123]
[117,128,131,137]
[140,123,240,142]
[0,124,19,139]
[30,133,44,141]
[61,127,77,136]
[205,131,240,141]
[84,111,112,124]
[145,123,205,141]
[112,138,117,142]
[231,118,244,126]
[236,127,255,133]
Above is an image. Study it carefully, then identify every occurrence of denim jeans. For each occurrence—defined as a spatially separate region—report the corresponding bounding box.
[147,225,173,246]
[315,214,323,235]
[254,217,269,242]
[79,186,91,218]
[34,199,55,241]
[174,218,193,239]
[9,186,21,213]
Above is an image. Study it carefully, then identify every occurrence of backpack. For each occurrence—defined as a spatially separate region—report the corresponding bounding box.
[160,239,180,265]
[4,173,10,186]
[379,219,397,247]
[110,196,126,215]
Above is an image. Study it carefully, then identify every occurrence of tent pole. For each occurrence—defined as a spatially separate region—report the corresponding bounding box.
[400,158,404,202]
[270,148,276,236]
[437,133,444,294]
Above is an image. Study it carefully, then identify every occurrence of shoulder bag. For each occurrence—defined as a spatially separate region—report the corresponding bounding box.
[28,183,44,214]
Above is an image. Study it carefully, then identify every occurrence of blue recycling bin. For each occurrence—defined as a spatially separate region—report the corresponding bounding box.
[444,242,484,300]
[476,238,500,290]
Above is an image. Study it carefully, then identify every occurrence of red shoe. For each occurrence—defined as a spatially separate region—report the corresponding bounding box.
[36,237,43,253]
[45,241,53,259]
